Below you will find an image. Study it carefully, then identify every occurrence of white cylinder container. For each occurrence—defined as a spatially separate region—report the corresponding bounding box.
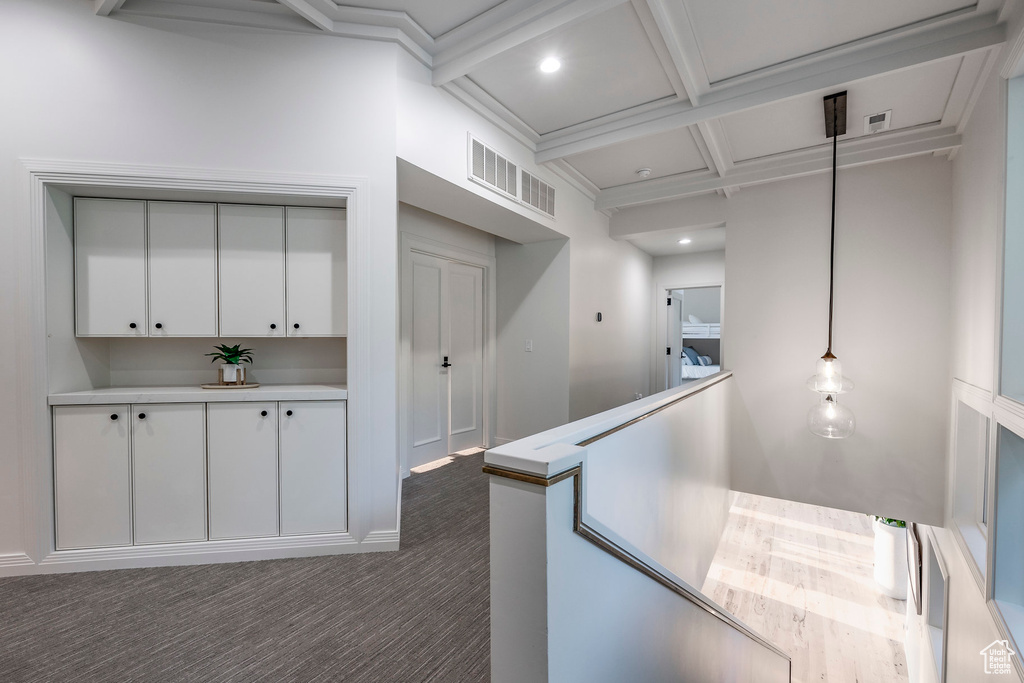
[219,364,245,385]
[873,519,908,600]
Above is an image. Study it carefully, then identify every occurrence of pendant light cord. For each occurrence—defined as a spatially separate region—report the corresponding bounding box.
[827,102,837,355]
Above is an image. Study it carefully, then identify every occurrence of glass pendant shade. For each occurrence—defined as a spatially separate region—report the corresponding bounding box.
[807,394,855,439]
[806,355,854,393]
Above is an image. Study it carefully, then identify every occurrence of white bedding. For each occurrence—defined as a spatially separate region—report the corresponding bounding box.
[681,364,720,379]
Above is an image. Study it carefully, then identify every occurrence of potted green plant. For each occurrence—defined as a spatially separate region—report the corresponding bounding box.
[872,516,907,600]
[205,344,254,385]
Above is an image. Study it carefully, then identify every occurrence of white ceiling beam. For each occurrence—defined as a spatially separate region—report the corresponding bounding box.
[431,0,628,86]
[276,0,333,32]
[115,0,319,33]
[94,0,127,16]
[630,0,689,101]
[609,192,725,239]
[536,14,1004,163]
[644,0,710,104]
[595,125,962,210]
[694,120,733,175]
[941,50,999,132]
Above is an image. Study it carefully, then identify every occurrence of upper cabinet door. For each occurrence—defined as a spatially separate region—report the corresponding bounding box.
[148,202,218,337]
[218,205,286,337]
[286,207,347,336]
[75,198,147,336]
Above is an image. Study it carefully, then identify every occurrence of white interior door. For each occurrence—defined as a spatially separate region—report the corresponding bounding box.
[667,293,682,389]
[408,252,450,470]
[406,252,487,470]
[448,262,485,453]
[148,201,218,337]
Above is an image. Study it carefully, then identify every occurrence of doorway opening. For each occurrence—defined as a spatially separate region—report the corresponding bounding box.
[665,285,722,390]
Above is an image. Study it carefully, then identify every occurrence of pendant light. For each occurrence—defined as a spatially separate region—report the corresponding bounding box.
[807,91,855,439]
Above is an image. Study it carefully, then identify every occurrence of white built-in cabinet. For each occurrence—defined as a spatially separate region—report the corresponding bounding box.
[53,405,133,549]
[148,202,218,337]
[218,205,287,337]
[74,198,346,338]
[280,401,347,534]
[208,402,281,539]
[52,399,347,550]
[286,208,348,336]
[132,403,208,544]
[74,200,148,337]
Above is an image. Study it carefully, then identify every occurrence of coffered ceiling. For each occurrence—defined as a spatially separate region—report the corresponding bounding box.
[96,0,1024,228]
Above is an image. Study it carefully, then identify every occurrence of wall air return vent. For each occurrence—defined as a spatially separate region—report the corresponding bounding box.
[521,169,555,218]
[864,110,892,135]
[469,136,517,200]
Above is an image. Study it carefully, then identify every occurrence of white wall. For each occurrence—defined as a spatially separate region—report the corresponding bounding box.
[905,67,1024,683]
[396,50,653,425]
[399,202,495,257]
[0,0,399,557]
[725,155,952,525]
[495,238,571,442]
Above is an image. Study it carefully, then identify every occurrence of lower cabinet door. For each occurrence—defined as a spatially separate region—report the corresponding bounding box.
[53,405,132,549]
[280,401,347,535]
[208,402,279,540]
[132,404,207,544]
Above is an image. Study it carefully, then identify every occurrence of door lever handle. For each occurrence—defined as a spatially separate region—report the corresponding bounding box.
[441,356,452,368]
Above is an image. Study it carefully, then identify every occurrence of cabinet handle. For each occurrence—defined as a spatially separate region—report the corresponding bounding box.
[260,410,268,417]
[286,410,293,417]
[154,323,163,330]
[293,323,300,330]
[110,414,118,421]
[270,324,277,330]
[129,323,137,329]
[138,412,146,420]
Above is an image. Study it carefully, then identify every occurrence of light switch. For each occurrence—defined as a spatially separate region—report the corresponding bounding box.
[525,339,533,352]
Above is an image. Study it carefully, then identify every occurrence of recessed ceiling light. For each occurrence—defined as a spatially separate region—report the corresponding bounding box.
[678,238,692,245]
[539,57,561,73]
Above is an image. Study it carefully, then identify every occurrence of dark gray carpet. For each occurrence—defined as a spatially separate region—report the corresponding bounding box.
[0,453,489,683]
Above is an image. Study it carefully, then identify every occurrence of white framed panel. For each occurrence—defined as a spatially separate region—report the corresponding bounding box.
[286,207,347,336]
[148,201,218,337]
[74,198,147,337]
[132,403,208,545]
[207,402,279,540]
[218,204,286,337]
[279,400,347,535]
[53,405,132,550]
[924,528,950,683]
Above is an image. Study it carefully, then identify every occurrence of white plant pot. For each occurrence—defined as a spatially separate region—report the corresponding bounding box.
[873,519,908,600]
[219,363,245,385]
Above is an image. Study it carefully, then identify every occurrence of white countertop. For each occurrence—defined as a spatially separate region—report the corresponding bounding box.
[48,384,348,406]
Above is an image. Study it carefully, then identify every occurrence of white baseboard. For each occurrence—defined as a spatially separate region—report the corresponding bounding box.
[493,437,513,446]
[0,553,36,577]
[0,531,403,575]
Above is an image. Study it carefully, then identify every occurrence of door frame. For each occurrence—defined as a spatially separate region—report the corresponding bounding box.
[654,280,725,394]
[399,232,497,478]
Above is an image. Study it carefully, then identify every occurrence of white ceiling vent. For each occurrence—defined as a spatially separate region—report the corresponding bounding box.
[864,110,892,135]
[468,134,555,219]
[469,136,517,200]
[521,170,555,217]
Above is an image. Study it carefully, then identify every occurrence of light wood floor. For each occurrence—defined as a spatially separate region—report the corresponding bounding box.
[701,493,909,683]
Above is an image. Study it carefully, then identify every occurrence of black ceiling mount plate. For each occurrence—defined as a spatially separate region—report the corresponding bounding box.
[823,91,848,138]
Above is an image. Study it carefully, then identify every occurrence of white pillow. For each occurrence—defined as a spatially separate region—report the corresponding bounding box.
[681,353,693,365]
[688,314,703,324]
[698,355,713,366]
